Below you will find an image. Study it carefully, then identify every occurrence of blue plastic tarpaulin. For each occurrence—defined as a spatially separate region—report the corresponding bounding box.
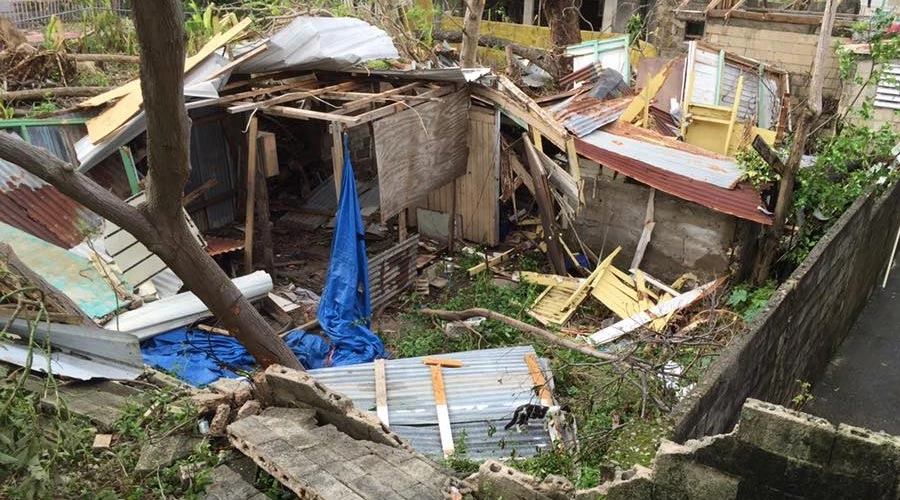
[140,136,385,385]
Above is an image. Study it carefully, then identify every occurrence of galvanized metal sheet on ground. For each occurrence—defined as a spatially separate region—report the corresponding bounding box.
[373,88,470,221]
[0,222,128,319]
[309,346,556,459]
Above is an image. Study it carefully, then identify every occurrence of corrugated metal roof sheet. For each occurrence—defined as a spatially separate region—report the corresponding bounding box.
[309,346,561,460]
[0,149,97,248]
[581,123,744,189]
[236,17,399,73]
[0,222,129,318]
[575,133,771,224]
[550,96,631,138]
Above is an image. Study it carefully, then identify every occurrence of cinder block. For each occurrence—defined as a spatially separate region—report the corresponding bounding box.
[265,365,354,413]
[829,424,900,486]
[736,399,837,465]
[653,442,739,500]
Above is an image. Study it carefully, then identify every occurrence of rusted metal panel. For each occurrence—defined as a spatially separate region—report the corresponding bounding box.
[369,234,418,309]
[0,159,96,248]
[574,135,773,225]
[550,96,631,138]
[205,236,245,256]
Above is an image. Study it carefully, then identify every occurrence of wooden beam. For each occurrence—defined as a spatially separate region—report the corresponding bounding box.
[350,85,456,125]
[243,116,259,274]
[374,359,390,426]
[227,81,365,113]
[722,75,743,155]
[751,134,785,175]
[448,179,457,254]
[263,105,362,124]
[334,81,423,114]
[255,159,275,277]
[472,85,568,151]
[630,189,655,271]
[706,8,858,27]
[523,134,567,275]
[204,43,268,81]
[332,124,344,202]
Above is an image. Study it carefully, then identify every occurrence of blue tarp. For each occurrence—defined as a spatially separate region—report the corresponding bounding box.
[140,136,386,385]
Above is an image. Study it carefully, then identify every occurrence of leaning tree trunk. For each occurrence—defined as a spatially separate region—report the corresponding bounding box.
[0,0,303,370]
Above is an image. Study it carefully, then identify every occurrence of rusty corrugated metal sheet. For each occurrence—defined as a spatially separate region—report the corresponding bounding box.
[574,132,773,225]
[550,96,631,137]
[0,160,95,248]
[204,236,244,256]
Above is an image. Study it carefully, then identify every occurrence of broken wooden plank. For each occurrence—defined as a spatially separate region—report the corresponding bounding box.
[528,248,618,326]
[523,134,566,275]
[374,359,389,427]
[86,18,253,142]
[467,247,517,276]
[619,60,673,125]
[630,188,655,271]
[243,116,259,274]
[589,278,724,345]
[258,131,279,178]
[204,43,268,81]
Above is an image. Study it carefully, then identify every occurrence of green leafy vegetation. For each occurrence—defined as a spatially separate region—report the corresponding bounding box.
[727,282,776,322]
[791,380,814,411]
[382,263,729,488]
[76,0,138,55]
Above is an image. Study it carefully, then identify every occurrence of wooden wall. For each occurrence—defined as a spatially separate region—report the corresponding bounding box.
[422,104,500,246]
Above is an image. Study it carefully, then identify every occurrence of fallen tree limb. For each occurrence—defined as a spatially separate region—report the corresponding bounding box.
[1,86,113,101]
[433,30,564,79]
[420,307,633,364]
[66,53,140,64]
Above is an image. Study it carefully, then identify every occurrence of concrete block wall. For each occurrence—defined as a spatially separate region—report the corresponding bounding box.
[606,399,900,500]
[703,21,848,100]
[670,180,900,441]
[575,173,739,281]
[840,58,900,130]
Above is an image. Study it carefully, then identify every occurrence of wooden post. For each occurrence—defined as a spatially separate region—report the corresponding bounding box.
[523,133,567,275]
[255,159,275,278]
[448,179,457,254]
[752,0,838,284]
[331,122,344,202]
[398,210,408,242]
[243,116,259,275]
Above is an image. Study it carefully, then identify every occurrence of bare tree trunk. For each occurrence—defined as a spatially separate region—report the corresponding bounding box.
[752,0,839,285]
[545,0,582,48]
[0,0,302,370]
[460,0,486,68]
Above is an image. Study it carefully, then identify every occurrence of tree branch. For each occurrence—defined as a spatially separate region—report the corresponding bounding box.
[433,30,565,79]
[420,307,643,366]
[134,0,191,222]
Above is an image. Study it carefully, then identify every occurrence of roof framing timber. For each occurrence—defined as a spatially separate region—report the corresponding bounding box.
[257,82,458,126]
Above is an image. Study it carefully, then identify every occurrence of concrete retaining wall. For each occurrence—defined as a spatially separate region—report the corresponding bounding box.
[607,399,900,500]
[671,181,900,441]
